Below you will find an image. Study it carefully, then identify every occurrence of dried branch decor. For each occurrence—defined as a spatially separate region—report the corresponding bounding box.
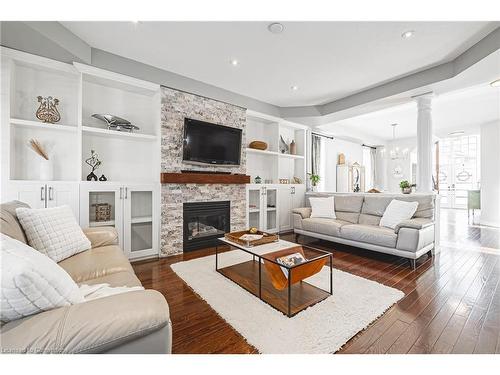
[28,139,49,160]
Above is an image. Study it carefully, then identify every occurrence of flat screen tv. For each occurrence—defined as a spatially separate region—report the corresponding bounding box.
[183,118,242,166]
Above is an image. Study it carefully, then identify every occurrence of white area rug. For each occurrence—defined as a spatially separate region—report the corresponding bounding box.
[171,249,404,353]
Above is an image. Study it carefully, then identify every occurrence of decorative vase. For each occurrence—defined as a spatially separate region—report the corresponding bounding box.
[289,140,296,155]
[402,187,412,194]
[39,158,53,181]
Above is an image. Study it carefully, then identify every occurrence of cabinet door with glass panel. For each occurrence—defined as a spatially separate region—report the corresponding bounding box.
[246,184,279,233]
[122,184,159,260]
[79,183,124,244]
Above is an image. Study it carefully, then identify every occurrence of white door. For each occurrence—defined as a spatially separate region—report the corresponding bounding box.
[278,185,292,231]
[4,182,47,209]
[80,183,123,246]
[263,186,279,233]
[246,186,263,230]
[122,184,159,260]
[292,185,306,209]
[47,182,79,219]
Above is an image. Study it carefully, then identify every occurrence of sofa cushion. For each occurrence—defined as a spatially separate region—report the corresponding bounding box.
[340,224,398,248]
[0,201,30,244]
[361,196,393,216]
[334,195,364,213]
[1,234,83,323]
[80,271,143,288]
[397,195,435,219]
[58,245,133,284]
[310,196,336,219]
[302,218,349,237]
[358,213,381,226]
[335,212,360,224]
[16,205,91,262]
[379,200,419,229]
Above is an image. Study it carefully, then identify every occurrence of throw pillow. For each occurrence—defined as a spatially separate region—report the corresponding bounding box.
[379,199,419,229]
[309,196,336,219]
[1,234,84,323]
[16,205,91,263]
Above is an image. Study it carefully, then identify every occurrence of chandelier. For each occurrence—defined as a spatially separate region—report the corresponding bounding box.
[388,123,409,160]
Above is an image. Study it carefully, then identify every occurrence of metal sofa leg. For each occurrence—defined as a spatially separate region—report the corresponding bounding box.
[427,249,433,258]
[409,259,416,270]
[295,233,300,243]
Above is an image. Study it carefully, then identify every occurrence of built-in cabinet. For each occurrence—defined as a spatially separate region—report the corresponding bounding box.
[278,184,306,231]
[0,47,161,260]
[4,181,79,216]
[79,183,159,260]
[246,184,279,233]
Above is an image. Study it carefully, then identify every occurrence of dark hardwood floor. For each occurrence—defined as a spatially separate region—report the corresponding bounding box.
[133,210,500,354]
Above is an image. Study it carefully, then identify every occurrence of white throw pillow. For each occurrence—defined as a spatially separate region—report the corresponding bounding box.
[309,196,336,219]
[1,234,84,323]
[379,199,419,229]
[16,205,91,263]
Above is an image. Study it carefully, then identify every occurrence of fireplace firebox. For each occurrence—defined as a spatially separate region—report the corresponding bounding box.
[183,201,230,252]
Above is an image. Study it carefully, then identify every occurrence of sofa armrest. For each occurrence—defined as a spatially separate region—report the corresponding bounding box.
[0,290,171,354]
[394,218,434,234]
[292,207,312,219]
[83,227,119,248]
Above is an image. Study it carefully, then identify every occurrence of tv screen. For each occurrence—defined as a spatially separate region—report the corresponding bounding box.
[183,118,242,166]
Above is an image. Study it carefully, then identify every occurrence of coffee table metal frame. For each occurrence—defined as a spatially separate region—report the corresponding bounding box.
[215,239,333,317]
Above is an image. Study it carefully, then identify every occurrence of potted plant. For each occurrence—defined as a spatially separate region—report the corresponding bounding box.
[400,180,412,194]
[308,173,320,191]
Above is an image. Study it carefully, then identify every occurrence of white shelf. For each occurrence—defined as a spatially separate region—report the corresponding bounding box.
[246,148,279,156]
[10,118,77,132]
[266,207,277,211]
[89,220,115,227]
[131,216,153,224]
[278,153,304,160]
[249,208,260,213]
[82,126,157,141]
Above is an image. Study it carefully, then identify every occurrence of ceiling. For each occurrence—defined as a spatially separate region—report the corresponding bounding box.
[317,83,500,143]
[61,21,497,107]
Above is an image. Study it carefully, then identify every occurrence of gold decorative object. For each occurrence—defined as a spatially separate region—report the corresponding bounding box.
[36,96,60,123]
[292,176,302,184]
[249,141,268,150]
[279,178,290,184]
[289,140,296,155]
[338,153,345,165]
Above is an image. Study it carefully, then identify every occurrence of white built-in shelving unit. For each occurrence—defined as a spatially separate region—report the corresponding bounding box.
[244,110,308,233]
[0,47,160,260]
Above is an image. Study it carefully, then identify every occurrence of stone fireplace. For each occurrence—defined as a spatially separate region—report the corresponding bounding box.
[160,86,247,256]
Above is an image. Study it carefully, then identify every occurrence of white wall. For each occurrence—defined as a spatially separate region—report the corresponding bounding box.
[480,121,500,227]
[318,137,363,192]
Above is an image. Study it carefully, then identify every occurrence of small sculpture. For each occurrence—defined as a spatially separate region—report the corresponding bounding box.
[92,114,140,132]
[85,150,102,181]
[99,174,108,181]
[279,135,289,154]
[36,96,61,123]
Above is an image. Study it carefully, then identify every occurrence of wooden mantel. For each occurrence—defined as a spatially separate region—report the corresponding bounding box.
[160,172,250,184]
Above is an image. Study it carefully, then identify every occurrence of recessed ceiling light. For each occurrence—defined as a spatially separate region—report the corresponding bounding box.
[291,85,299,91]
[131,21,139,24]
[401,30,415,39]
[449,131,465,136]
[490,79,500,87]
[268,23,284,34]
[230,59,239,66]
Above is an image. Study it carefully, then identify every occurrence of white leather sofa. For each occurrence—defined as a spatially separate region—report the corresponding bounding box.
[292,192,440,269]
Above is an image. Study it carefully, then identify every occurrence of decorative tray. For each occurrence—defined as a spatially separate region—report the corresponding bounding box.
[224,230,279,247]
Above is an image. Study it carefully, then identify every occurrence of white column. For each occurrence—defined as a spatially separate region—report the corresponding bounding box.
[416,95,434,192]
[480,121,500,227]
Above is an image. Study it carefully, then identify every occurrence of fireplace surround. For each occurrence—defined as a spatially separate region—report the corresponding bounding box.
[183,201,230,252]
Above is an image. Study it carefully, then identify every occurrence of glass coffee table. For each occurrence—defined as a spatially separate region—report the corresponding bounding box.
[215,238,333,317]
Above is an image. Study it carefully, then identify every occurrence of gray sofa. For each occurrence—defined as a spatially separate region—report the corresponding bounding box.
[292,193,440,268]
